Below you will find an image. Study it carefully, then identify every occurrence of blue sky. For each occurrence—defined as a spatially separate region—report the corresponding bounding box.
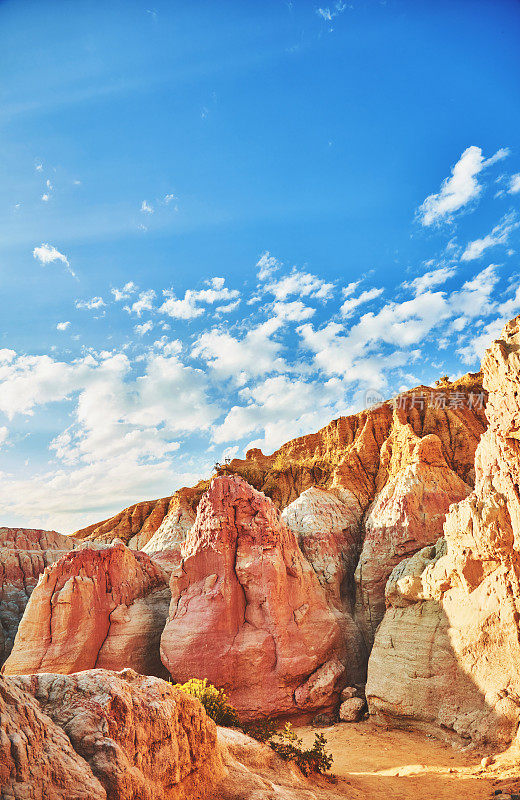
[1,0,520,531]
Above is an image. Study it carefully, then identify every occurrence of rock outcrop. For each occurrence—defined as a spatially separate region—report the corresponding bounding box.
[73,496,174,547]
[355,433,472,647]
[142,494,196,555]
[0,527,77,665]
[281,487,368,682]
[161,475,345,721]
[3,541,170,678]
[367,316,520,746]
[0,671,106,799]
[2,668,223,800]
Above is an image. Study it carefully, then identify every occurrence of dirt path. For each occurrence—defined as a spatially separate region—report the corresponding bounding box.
[297,721,520,800]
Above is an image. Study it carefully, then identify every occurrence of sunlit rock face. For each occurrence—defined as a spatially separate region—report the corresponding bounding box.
[161,475,345,721]
[367,315,520,746]
[2,540,170,678]
[2,668,223,800]
[0,527,77,665]
[141,494,196,554]
[355,433,472,649]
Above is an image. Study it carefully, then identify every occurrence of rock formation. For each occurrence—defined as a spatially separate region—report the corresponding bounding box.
[367,316,520,746]
[354,433,472,648]
[0,671,106,799]
[73,496,174,547]
[161,475,345,721]
[281,487,368,682]
[3,541,170,678]
[0,527,77,665]
[142,493,196,554]
[2,668,223,800]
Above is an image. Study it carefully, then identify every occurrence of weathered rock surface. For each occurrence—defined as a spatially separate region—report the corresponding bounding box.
[2,668,222,800]
[161,475,345,721]
[339,697,366,722]
[73,496,173,547]
[142,494,196,555]
[355,433,472,647]
[0,672,106,799]
[0,528,77,665]
[3,541,170,678]
[13,669,223,800]
[281,487,367,683]
[367,316,520,746]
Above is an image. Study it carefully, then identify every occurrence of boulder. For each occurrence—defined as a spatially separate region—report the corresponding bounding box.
[0,527,77,665]
[3,541,170,678]
[161,475,345,721]
[339,697,366,722]
[366,315,520,746]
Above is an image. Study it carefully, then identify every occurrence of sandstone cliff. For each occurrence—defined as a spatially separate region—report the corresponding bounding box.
[366,316,520,746]
[161,475,346,721]
[3,541,170,678]
[0,527,77,665]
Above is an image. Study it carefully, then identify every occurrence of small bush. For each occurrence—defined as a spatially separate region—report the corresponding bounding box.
[242,717,278,743]
[173,678,239,726]
[266,722,334,776]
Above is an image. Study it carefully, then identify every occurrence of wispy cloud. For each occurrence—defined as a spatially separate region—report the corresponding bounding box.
[112,281,138,301]
[417,145,509,226]
[33,243,76,278]
[75,297,106,310]
[461,212,519,261]
[56,321,71,331]
[509,174,520,195]
[141,200,154,214]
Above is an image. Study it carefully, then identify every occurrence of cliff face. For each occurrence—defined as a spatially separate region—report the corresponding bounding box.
[0,528,77,665]
[366,317,520,746]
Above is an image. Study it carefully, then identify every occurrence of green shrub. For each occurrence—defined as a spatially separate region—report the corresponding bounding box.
[241,717,278,743]
[173,678,239,726]
[253,721,333,776]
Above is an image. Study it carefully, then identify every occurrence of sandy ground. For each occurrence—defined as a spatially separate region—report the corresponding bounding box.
[296,720,520,800]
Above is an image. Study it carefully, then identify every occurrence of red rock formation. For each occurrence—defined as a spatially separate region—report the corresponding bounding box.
[3,541,170,678]
[73,495,173,547]
[161,475,345,721]
[0,527,77,665]
[281,487,367,683]
[367,316,520,746]
[3,668,223,800]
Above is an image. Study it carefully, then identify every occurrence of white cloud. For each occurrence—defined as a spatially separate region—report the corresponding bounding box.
[340,287,384,317]
[125,289,156,317]
[316,2,347,22]
[46,179,53,190]
[403,266,457,296]
[56,321,71,331]
[141,200,154,214]
[0,427,8,448]
[449,264,499,318]
[112,281,137,301]
[35,163,43,171]
[215,299,241,314]
[159,279,239,320]
[264,267,334,301]
[272,300,315,321]
[193,318,286,385]
[33,243,76,278]
[461,213,518,261]
[342,280,361,298]
[135,321,154,336]
[256,251,280,281]
[509,174,520,195]
[75,297,106,311]
[417,145,509,226]
[164,193,176,204]
[213,374,346,452]
[41,193,50,202]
